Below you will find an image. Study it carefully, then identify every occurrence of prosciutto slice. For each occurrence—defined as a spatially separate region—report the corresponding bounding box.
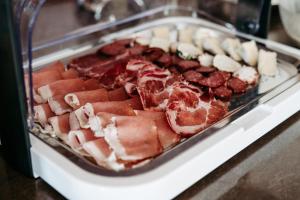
[135,110,180,149]
[32,70,62,89]
[67,129,97,150]
[61,68,79,79]
[33,104,55,126]
[166,82,228,136]
[83,138,125,171]
[48,113,70,141]
[74,100,136,128]
[84,79,101,90]
[37,61,65,74]
[48,95,72,115]
[37,78,86,101]
[89,112,162,161]
[64,89,109,109]
[108,87,129,101]
[69,111,81,130]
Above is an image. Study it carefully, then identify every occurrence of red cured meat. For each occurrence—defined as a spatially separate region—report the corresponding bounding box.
[143,47,164,62]
[37,78,86,101]
[91,113,162,161]
[84,79,101,90]
[177,60,200,71]
[97,39,133,56]
[219,71,231,81]
[33,103,55,126]
[32,70,62,89]
[68,54,102,74]
[156,53,173,67]
[227,77,247,93]
[108,87,129,101]
[74,100,136,128]
[48,113,70,141]
[183,70,203,83]
[123,96,143,110]
[48,95,72,115]
[165,82,227,136]
[67,129,97,150]
[212,86,232,99]
[124,82,137,96]
[198,71,226,88]
[135,110,180,149]
[36,61,65,74]
[83,138,125,171]
[196,66,216,73]
[64,88,109,109]
[61,68,79,79]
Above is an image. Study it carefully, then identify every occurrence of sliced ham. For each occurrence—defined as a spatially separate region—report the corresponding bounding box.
[135,110,180,149]
[36,61,65,74]
[82,138,125,171]
[32,70,62,89]
[74,100,136,128]
[48,113,70,141]
[69,111,81,130]
[165,82,227,136]
[37,78,85,101]
[33,104,55,126]
[48,95,72,115]
[64,89,109,109]
[108,87,129,101]
[67,129,97,150]
[84,79,101,90]
[91,113,162,161]
[123,96,143,110]
[61,68,79,79]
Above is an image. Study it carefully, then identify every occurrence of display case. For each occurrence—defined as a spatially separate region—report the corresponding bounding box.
[1,0,300,199]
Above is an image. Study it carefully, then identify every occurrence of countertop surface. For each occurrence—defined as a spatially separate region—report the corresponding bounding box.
[1,1,300,200]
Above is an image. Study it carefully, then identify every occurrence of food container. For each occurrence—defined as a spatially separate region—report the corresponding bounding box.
[2,0,300,199]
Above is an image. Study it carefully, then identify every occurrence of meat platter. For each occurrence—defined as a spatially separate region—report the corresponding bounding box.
[28,14,299,179]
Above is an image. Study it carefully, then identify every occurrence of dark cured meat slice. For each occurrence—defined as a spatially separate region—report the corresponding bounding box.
[177,60,201,72]
[219,71,231,81]
[168,66,180,75]
[165,82,228,136]
[212,86,232,99]
[156,53,173,67]
[68,54,102,74]
[97,39,132,56]
[227,77,247,93]
[183,70,203,83]
[196,66,216,73]
[197,71,226,88]
[143,47,164,62]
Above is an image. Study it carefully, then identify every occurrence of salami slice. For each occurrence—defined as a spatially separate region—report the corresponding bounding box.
[212,86,232,99]
[177,60,200,71]
[197,71,226,88]
[227,77,247,93]
[183,70,203,83]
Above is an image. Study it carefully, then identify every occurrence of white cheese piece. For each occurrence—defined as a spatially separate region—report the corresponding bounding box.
[179,26,195,43]
[213,54,242,72]
[149,37,170,52]
[177,42,201,60]
[152,26,170,39]
[221,38,242,61]
[198,53,214,67]
[133,30,152,46]
[239,40,258,66]
[202,37,225,55]
[233,65,259,84]
[170,42,178,53]
[169,29,178,43]
[258,49,278,76]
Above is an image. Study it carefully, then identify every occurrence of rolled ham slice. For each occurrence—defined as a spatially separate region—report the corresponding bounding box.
[64,89,109,109]
[83,138,125,171]
[84,79,101,90]
[36,61,65,74]
[48,95,72,115]
[61,68,79,79]
[33,104,55,127]
[32,70,62,90]
[91,113,163,161]
[67,129,97,150]
[74,100,136,128]
[37,78,85,101]
[48,113,70,141]
[108,87,129,101]
[69,111,81,130]
[135,110,180,149]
